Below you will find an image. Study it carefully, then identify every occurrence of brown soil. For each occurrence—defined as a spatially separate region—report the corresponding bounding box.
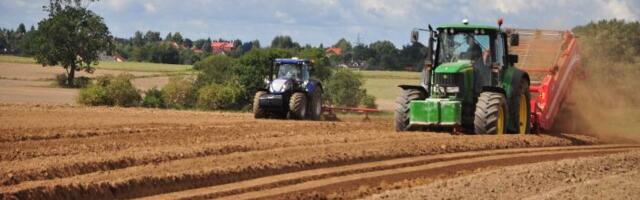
[0,104,609,199]
[367,150,640,200]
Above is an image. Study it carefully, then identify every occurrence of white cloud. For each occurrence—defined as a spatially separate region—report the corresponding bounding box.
[143,2,157,13]
[274,11,296,24]
[104,0,132,10]
[359,0,413,18]
[605,0,638,21]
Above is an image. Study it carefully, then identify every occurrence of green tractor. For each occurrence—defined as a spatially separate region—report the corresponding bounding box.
[395,19,531,134]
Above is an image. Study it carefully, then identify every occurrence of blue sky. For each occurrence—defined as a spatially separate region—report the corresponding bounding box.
[1,0,638,47]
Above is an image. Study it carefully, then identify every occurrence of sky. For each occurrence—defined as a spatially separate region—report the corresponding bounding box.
[1,0,639,47]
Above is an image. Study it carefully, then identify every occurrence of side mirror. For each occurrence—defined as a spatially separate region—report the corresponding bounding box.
[507,54,518,64]
[411,30,419,43]
[510,33,519,46]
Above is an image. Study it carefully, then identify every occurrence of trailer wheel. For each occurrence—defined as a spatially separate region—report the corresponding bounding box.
[516,80,531,134]
[394,89,425,132]
[474,92,508,134]
[307,89,322,120]
[289,92,307,119]
[253,91,267,119]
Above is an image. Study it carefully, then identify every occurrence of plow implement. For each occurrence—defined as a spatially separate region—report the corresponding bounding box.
[511,29,581,131]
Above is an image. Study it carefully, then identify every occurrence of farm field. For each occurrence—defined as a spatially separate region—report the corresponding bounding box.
[0,57,415,111]
[2,104,638,199]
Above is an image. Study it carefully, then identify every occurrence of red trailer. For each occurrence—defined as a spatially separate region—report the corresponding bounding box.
[510,29,581,131]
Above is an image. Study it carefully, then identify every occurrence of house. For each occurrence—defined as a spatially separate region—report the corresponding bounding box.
[211,41,234,54]
[325,47,342,56]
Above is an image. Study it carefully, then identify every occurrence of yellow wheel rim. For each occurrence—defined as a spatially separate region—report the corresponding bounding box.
[518,94,528,134]
[497,104,505,135]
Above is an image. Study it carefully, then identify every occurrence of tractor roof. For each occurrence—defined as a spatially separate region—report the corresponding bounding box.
[439,23,498,31]
[275,58,311,65]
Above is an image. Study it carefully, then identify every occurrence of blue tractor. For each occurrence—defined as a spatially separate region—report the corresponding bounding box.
[253,58,323,120]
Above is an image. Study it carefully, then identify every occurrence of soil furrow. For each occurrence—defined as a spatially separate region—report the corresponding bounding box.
[1,135,601,199]
[140,145,637,200]
[225,147,638,200]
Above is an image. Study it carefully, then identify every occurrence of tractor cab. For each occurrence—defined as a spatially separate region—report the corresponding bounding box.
[268,58,312,94]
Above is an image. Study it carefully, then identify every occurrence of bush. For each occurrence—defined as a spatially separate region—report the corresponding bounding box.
[142,87,165,108]
[162,76,196,109]
[77,74,141,107]
[324,69,367,107]
[362,94,377,109]
[196,83,244,110]
[77,85,108,105]
[193,55,237,87]
[55,73,90,88]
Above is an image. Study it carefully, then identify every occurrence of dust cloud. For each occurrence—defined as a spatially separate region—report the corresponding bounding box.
[553,55,640,143]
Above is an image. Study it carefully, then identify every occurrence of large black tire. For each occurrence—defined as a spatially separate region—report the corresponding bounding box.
[515,80,531,134]
[253,91,267,119]
[307,89,322,120]
[394,89,426,132]
[474,92,508,134]
[289,92,307,119]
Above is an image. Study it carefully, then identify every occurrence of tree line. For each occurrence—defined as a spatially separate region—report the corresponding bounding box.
[2,23,427,71]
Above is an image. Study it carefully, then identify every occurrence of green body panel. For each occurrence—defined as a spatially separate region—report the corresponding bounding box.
[433,61,471,73]
[439,23,498,31]
[501,67,516,99]
[409,99,461,126]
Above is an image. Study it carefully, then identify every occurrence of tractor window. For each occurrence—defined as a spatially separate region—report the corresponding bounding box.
[277,64,303,80]
[439,32,491,64]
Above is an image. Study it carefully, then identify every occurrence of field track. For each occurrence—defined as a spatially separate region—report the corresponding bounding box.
[0,104,634,199]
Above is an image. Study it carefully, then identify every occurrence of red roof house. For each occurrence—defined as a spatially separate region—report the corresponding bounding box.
[325,47,342,56]
[211,41,234,54]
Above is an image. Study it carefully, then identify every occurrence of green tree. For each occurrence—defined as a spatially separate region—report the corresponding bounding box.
[271,35,300,49]
[16,23,26,37]
[297,47,332,81]
[369,40,399,70]
[172,32,183,44]
[131,31,144,47]
[324,69,367,107]
[332,38,352,52]
[33,6,113,86]
[144,31,161,43]
[193,55,237,87]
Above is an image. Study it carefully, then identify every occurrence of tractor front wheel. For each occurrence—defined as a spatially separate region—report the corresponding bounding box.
[394,89,425,132]
[289,92,307,119]
[253,91,267,119]
[474,92,508,134]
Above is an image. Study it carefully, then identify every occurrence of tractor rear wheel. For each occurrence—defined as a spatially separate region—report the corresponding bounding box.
[307,89,323,120]
[474,92,508,134]
[394,89,425,132]
[289,92,307,119]
[516,80,531,134]
[253,91,267,119]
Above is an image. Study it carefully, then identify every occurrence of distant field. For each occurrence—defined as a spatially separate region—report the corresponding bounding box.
[358,70,420,110]
[0,55,192,72]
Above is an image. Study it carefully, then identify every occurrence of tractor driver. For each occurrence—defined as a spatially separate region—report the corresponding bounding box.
[464,35,482,61]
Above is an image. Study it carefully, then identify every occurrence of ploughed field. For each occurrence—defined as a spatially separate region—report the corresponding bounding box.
[1,103,634,199]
